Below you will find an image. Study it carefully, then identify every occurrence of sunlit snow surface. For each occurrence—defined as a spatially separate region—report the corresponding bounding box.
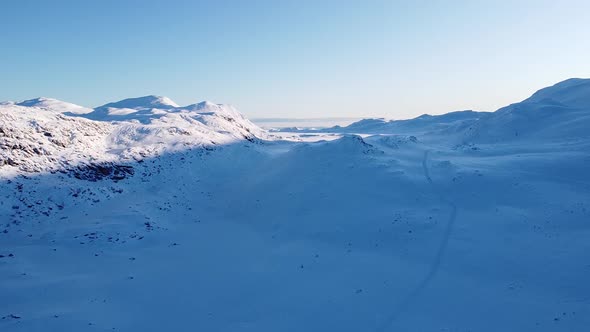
[1,80,590,331]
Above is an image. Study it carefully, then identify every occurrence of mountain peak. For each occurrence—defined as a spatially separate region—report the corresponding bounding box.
[184,100,220,111]
[96,95,179,110]
[16,97,92,114]
[18,97,62,106]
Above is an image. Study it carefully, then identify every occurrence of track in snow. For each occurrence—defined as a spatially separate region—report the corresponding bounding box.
[377,150,458,331]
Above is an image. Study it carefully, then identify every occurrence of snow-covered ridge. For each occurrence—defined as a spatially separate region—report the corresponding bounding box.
[3,78,590,176]
[464,78,590,143]
[524,78,590,108]
[16,97,93,114]
[273,110,487,137]
[0,96,268,175]
[96,95,180,110]
[276,78,590,144]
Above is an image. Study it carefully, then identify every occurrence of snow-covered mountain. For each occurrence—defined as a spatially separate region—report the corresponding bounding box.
[526,77,590,107]
[0,105,113,173]
[96,95,180,110]
[464,78,590,143]
[0,96,267,176]
[16,97,93,114]
[273,110,487,139]
[276,78,590,145]
[340,110,486,135]
[1,80,590,332]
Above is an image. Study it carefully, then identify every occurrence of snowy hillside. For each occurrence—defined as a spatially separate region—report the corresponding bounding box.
[275,78,590,146]
[16,97,93,114]
[0,96,267,176]
[464,78,590,143]
[0,104,114,173]
[1,79,590,332]
[272,110,485,134]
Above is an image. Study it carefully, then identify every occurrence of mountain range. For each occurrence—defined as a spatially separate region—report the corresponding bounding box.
[1,79,589,332]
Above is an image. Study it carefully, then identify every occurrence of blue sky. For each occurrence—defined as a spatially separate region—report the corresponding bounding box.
[1,0,589,118]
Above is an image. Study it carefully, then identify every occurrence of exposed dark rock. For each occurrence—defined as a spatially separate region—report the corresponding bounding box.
[70,163,134,182]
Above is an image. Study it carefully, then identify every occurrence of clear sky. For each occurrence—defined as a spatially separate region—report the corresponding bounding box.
[1,0,589,119]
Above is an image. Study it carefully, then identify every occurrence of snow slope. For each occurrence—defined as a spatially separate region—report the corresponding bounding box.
[16,97,93,114]
[464,78,590,143]
[0,104,114,173]
[341,110,487,135]
[275,110,487,138]
[303,78,590,145]
[1,79,590,332]
[0,96,267,175]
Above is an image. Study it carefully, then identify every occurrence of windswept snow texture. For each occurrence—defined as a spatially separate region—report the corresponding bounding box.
[2,80,590,332]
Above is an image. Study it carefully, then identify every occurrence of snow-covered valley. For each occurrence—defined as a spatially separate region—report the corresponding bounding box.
[1,79,590,331]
